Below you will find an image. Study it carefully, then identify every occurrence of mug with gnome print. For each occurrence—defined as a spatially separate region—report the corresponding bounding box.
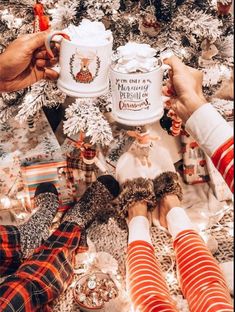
[45,19,113,97]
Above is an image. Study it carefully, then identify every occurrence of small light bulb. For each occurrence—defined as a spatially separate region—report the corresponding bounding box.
[0,196,11,209]
[180,48,187,56]
[228,228,234,237]
[166,272,176,284]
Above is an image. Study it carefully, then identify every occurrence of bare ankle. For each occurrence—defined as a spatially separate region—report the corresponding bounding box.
[158,195,181,228]
[160,195,180,211]
[128,201,148,222]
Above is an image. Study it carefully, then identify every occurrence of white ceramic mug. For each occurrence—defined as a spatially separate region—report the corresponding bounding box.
[110,62,167,126]
[45,32,113,97]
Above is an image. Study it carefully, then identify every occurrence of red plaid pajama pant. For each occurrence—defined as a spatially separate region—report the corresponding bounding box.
[0,224,233,312]
[0,222,81,312]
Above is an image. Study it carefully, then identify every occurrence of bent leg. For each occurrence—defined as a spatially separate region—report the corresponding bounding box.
[126,216,179,312]
[168,207,233,312]
[0,225,22,276]
[0,221,81,312]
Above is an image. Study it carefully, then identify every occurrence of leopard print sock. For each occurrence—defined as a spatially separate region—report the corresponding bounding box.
[62,181,115,229]
[18,192,59,258]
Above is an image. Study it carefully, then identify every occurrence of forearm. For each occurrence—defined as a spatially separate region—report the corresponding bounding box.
[185,103,234,191]
[0,222,81,311]
[0,53,7,92]
[0,53,7,79]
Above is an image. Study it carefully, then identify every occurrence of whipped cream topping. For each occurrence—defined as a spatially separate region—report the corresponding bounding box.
[113,42,158,73]
[64,19,112,46]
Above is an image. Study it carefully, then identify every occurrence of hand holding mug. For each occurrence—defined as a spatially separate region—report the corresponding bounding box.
[162,56,207,123]
[0,31,59,92]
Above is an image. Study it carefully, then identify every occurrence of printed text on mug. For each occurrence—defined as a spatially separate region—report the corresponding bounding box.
[116,78,152,111]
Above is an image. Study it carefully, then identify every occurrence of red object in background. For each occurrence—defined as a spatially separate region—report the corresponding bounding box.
[189,141,199,149]
[217,1,232,16]
[199,159,207,167]
[167,108,182,137]
[183,165,195,176]
[33,2,50,32]
[82,148,96,160]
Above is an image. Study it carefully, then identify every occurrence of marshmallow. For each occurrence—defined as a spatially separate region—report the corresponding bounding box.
[113,42,158,73]
[64,19,112,46]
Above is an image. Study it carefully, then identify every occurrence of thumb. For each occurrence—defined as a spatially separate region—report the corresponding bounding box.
[163,56,185,73]
[27,30,50,51]
[44,67,59,80]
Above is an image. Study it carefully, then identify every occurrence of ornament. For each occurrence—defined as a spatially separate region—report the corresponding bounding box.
[27,114,36,132]
[67,133,107,197]
[160,101,182,137]
[198,38,219,67]
[217,0,232,17]
[139,13,161,37]
[160,108,173,134]
[214,69,234,100]
[167,109,182,136]
[201,38,219,60]
[127,126,160,167]
[33,1,50,32]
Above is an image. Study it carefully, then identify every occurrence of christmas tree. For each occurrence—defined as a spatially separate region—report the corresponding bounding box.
[0,0,233,135]
[0,2,233,310]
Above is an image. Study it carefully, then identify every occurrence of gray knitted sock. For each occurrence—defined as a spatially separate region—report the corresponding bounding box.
[62,178,119,229]
[18,192,59,258]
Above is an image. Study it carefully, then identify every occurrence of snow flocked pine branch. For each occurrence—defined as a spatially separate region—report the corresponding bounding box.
[217,0,232,4]
[0,98,16,123]
[63,98,113,147]
[16,81,66,121]
[46,0,79,30]
[84,0,120,20]
[174,7,223,41]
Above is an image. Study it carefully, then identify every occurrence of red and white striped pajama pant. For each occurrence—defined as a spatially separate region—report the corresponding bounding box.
[127,230,233,312]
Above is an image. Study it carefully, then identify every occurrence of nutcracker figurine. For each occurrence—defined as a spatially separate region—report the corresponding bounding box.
[67,132,107,197]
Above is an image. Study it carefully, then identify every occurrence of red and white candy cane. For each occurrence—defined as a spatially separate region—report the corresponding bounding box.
[167,108,182,136]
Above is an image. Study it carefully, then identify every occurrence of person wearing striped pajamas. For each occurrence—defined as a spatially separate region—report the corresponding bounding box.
[127,170,233,312]
[126,56,233,311]
[163,56,233,192]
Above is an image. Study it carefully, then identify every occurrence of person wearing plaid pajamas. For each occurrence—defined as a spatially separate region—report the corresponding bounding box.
[0,35,233,312]
[0,175,120,312]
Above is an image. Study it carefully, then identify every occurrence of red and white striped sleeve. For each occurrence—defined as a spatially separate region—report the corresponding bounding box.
[185,103,234,193]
